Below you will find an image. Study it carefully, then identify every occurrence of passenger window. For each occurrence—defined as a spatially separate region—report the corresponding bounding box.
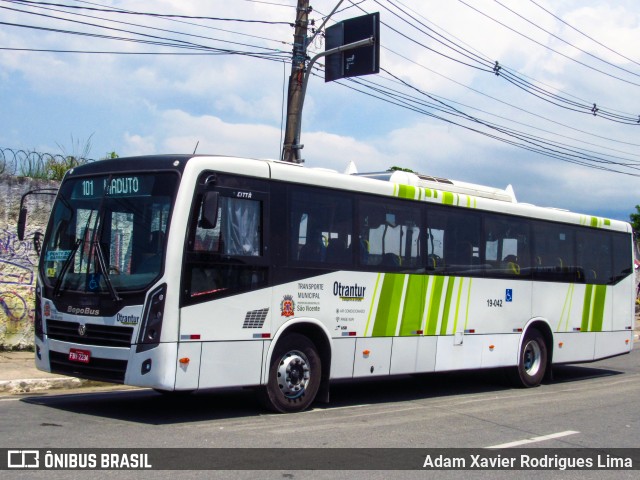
[183,181,268,305]
[611,233,633,284]
[532,222,578,282]
[290,188,353,266]
[427,208,481,275]
[483,215,530,277]
[193,196,261,256]
[359,200,421,270]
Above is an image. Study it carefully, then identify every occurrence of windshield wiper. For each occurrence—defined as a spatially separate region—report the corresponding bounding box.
[53,238,82,297]
[94,241,121,302]
[88,174,121,303]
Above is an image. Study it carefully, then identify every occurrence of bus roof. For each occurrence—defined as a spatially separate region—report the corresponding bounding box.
[65,154,630,233]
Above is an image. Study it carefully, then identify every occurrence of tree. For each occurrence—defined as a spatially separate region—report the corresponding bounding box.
[630,205,640,232]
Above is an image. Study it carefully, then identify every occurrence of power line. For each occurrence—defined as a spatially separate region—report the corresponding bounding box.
[4,0,292,48]
[0,3,290,55]
[377,0,640,123]
[0,20,289,60]
[494,0,640,80]
[7,0,294,24]
[390,0,639,119]
[528,0,640,70]
[457,0,640,88]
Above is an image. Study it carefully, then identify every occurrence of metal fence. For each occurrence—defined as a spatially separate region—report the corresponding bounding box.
[0,147,94,178]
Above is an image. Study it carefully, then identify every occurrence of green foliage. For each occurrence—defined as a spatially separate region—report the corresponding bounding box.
[630,205,640,232]
[46,156,85,181]
[103,151,119,159]
[387,166,415,173]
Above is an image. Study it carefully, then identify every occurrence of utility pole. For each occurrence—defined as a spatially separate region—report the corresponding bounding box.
[281,1,374,164]
[281,0,311,164]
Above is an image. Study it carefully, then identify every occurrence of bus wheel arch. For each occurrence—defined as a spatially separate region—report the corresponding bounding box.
[261,321,332,413]
[511,320,553,388]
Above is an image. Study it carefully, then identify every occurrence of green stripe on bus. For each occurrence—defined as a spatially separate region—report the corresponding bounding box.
[464,278,473,331]
[372,274,404,337]
[581,284,593,332]
[443,191,455,205]
[397,184,416,200]
[590,217,599,228]
[399,275,426,336]
[426,276,446,335]
[440,277,456,335]
[452,278,464,333]
[557,284,574,332]
[365,273,382,336]
[591,285,607,332]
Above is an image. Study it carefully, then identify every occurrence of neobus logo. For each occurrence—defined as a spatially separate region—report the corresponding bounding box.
[67,306,100,316]
[333,281,366,301]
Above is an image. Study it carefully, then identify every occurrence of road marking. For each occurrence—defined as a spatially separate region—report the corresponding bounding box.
[486,430,580,449]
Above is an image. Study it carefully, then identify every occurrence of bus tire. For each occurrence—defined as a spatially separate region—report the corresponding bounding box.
[511,328,547,388]
[261,333,321,413]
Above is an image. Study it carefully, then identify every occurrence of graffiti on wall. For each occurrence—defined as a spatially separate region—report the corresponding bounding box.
[0,228,41,348]
[0,170,58,348]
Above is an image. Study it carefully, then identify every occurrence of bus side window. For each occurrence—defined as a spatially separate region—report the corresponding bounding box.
[359,199,422,271]
[220,197,261,256]
[185,191,266,302]
[483,215,530,277]
[431,208,481,275]
[289,188,353,267]
[532,222,577,282]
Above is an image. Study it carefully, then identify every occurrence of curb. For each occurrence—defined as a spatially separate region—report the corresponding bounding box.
[0,377,101,394]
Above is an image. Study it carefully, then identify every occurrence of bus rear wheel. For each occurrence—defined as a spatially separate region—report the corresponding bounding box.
[511,328,548,388]
[261,333,321,413]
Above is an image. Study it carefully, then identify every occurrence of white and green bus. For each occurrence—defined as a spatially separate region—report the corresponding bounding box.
[24,155,635,412]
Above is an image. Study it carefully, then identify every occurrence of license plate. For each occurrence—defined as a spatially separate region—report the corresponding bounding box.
[68,348,91,364]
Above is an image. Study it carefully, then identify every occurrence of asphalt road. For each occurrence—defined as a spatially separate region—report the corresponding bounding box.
[1,348,639,479]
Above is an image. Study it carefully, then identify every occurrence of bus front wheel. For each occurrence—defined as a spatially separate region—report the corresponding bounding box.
[261,333,321,413]
[511,328,547,388]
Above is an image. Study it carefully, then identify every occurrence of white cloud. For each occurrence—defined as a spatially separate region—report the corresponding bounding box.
[2,0,638,221]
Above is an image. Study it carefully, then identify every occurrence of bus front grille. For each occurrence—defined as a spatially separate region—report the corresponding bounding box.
[46,320,133,347]
[49,351,127,383]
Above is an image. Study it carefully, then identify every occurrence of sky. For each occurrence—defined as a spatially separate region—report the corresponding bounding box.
[1,0,640,221]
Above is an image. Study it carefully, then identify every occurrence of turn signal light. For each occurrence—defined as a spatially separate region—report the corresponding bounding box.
[179,357,190,365]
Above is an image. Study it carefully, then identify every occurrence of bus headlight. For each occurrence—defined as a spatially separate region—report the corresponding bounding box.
[136,284,166,353]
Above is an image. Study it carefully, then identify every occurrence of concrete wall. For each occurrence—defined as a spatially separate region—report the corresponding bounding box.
[0,175,58,349]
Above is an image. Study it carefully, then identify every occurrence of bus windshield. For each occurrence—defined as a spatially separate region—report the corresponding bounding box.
[41,172,179,294]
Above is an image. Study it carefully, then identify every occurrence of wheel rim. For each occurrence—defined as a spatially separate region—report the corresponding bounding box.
[523,340,542,377]
[276,350,311,399]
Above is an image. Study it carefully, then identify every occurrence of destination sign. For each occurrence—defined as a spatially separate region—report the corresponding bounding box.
[71,176,155,199]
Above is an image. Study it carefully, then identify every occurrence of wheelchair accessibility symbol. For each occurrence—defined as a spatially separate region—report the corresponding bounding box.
[505,289,513,302]
[87,273,101,291]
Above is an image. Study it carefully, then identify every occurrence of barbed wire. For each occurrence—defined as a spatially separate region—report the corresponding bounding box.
[0,147,95,179]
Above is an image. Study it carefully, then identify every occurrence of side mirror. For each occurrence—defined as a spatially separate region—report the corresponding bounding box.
[201,192,219,229]
[17,206,27,241]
